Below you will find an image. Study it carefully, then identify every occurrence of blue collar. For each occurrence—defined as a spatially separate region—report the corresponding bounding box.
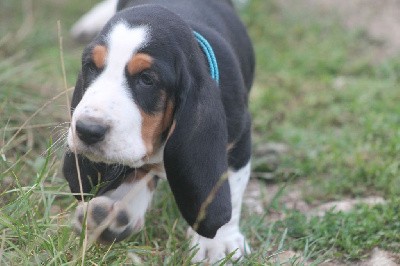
[193,31,220,85]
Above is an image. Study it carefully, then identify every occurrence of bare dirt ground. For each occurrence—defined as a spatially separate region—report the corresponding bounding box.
[245,176,398,265]
[244,1,400,264]
[244,176,394,265]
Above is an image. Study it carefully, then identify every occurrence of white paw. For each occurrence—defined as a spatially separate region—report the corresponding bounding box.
[188,226,251,264]
[73,196,144,243]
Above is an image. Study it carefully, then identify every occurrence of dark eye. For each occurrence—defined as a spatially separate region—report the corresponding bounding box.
[138,72,154,86]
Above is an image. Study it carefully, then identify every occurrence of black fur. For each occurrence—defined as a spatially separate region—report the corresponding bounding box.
[63,0,254,239]
[63,151,133,200]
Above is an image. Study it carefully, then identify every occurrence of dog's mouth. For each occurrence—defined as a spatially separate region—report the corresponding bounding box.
[84,150,145,168]
[67,141,146,169]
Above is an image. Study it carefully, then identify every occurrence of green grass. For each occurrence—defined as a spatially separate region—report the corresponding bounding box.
[1,0,400,264]
[245,0,400,200]
[284,201,400,260]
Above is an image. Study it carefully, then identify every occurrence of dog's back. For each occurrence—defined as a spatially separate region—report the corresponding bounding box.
[72,0,254,91]
[119,0,255,90]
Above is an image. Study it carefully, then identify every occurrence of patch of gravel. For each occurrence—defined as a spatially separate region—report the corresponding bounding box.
[243,178,391,265]
[311,197,386,217]
[267,248,399,266]
[244,177,386,217]
[358,248,400,266]
[272,250,304,265]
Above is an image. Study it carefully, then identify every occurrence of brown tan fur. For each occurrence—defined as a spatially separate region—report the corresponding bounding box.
[127,53,153,75]
[123,164,164,191]
[147,176,159,191]
[140,99,174,156]
[123,163,163,191]
[140,110,164,156]
[125,168,150,183]
[92,45,107,69]
[142,163,164,191]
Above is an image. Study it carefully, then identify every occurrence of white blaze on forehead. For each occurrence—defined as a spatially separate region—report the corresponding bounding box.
[106,23,148,75]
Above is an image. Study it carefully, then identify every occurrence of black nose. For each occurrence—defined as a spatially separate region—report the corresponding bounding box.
[75,120,109,145]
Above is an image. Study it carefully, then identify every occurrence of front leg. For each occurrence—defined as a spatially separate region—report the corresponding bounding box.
[73,168,160,243]
[188,162,251,263]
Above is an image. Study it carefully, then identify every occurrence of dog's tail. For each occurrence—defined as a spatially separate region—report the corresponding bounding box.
[70,0,118,43]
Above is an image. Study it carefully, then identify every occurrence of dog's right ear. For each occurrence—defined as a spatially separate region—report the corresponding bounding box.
[62,151,101,200]
[62,151,132,200]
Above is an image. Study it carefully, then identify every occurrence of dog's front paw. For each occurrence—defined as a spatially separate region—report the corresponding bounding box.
[188,225,251,264]
[73,196,144,243]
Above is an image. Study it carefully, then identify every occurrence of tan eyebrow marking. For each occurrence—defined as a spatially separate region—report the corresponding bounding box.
[127,53,153,75]
[92,45,108,69]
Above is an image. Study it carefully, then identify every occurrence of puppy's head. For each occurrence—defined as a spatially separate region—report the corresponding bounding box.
[65,5,231,238]
[68,22,171,167]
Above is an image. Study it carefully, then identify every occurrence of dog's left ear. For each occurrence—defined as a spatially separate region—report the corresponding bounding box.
[164,55,231,239]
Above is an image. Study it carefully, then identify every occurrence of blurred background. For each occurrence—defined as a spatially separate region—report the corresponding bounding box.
[0,0,399,264]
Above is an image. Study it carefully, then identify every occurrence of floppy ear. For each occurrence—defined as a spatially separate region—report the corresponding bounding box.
[62,151,131,200]
[62,71,131,199]
[164,62,231,238]
[62,152,102,200]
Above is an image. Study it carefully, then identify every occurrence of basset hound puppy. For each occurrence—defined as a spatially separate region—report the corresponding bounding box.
[64,0,255,263]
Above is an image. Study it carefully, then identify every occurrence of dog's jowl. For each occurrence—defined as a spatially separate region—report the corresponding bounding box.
[64,0,254,263]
